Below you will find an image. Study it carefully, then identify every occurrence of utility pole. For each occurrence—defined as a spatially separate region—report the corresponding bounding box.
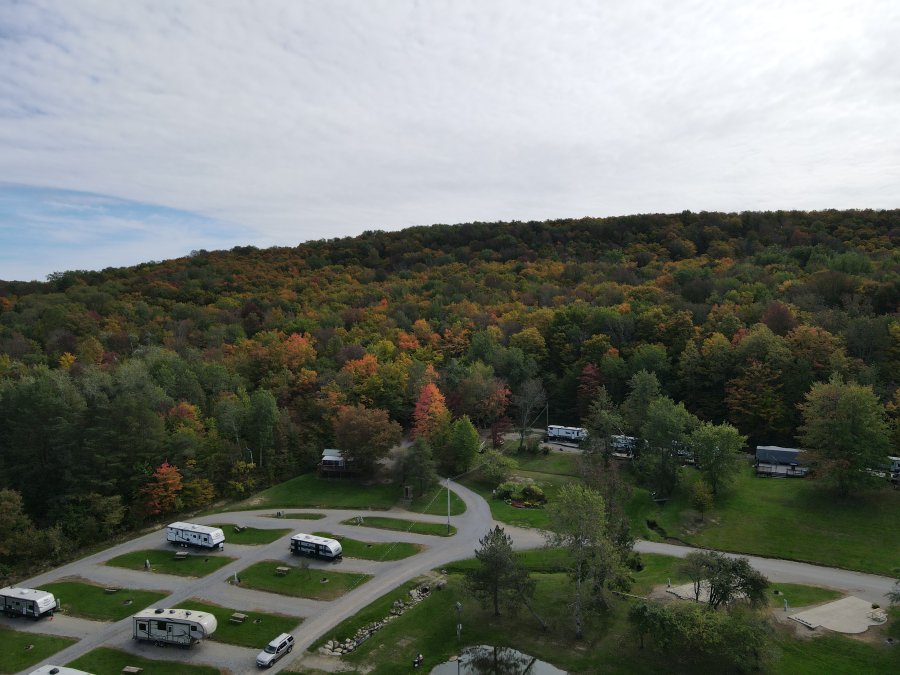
[446,477,451,535]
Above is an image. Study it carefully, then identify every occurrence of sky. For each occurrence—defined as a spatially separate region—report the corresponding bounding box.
[1,0,898,281]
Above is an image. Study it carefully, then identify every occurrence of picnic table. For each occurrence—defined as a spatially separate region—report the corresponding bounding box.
[230,612,248,624]
[174,551,189,560]
[121,667,144,674]
[275,566,290,576]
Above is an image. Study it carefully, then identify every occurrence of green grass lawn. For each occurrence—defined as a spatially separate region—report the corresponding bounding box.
[105,549,236,577]
[0,625,76,675]
[210,523,292,545]
[37,580,168,622]
[180,599,301,649]
[341,516,456,536]
[627,466,900,575]
[406,485,466,515]
[458,458,578,530]
[68,647,221,675]
[313,532,423,561]
[513,451,581,477]
[768,583,843,608]
[313,552,897,675]
[234,473,400,511]
[238,560,372,600]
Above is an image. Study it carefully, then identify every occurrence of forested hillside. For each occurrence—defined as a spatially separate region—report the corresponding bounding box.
[1,209,898,573]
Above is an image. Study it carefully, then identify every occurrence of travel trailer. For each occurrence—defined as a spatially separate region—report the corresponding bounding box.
[166,522,225,550]
[132,607,217,647]
[0,586,59,619]
[289,533,343,561]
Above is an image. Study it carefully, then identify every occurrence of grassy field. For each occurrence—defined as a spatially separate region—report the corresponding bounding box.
[68,647,221,675]
[180,598,301,649]
[627,466,900,575]
[105,549,235,577]
[37,580,168,621]
[767,583,843,608]
[234,473,400,511]
[0,625,77,674]
[406,485,466,515]
[210,523,292,545]
[341,516,456,536]
[308,551,900,675]
[313,532,423,561]
[238,559,372,600]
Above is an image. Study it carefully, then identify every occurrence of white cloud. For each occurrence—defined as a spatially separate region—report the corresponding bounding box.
[1,0,899,279]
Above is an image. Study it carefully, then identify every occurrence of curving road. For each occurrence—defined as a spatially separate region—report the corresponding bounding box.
[11,479,897,675]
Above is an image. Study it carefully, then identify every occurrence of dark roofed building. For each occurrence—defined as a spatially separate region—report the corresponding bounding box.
[755,445,809,478]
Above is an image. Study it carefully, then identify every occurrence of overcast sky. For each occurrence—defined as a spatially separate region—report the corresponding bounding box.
[1,0,898,281]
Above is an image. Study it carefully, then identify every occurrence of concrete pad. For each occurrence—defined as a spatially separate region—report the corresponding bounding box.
[667,581,710,603]
[789,596,884,634]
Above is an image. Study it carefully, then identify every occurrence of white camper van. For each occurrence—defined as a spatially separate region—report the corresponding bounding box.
[166,522,225,550]
[289,533,342,561]
[0,586,59,619]
[28,667,95,675]
[132,608,217,647]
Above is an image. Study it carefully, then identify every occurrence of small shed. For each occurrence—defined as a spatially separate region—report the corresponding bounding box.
[755,445,809,478]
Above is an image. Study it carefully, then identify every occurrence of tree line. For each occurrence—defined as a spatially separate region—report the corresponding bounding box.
[0,208,897,576]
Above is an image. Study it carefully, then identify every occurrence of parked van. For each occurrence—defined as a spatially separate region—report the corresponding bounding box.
[257,632,294,667]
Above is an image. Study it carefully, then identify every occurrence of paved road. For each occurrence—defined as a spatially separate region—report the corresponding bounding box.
[14,479,898,675]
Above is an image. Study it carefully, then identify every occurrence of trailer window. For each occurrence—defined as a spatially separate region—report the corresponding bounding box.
[155,620,167,630]
[191,625,199,631]
[138,622,147,631]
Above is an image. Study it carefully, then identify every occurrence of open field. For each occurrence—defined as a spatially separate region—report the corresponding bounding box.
[406,486,466,515]
[68,646,221,675]
[210,523,293,545]
[234,473,400,511]
[340,516,456,537]
[313,532,423,561]
[308,551,900,675]
[627,466,900,576]
[37,580,168,622]
[181,598,302,649]
[0,625,77,674]
[105,549,236,577]
[238,559,372,601]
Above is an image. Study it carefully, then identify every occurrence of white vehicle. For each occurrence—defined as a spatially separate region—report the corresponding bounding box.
[289,533,343,561]
[256,632,294,668]
[0,586,59,619]
[610,435,639,458]
[132,608,217,647]
[166,522,225,550]
[889,456,900,473]
[28,667,95,675]
[545,425,587,443]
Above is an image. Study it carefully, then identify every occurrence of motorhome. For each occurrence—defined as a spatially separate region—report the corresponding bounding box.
[132,608,217,647]
[0,586,59,619]
[166,522,225,550]
[289,533,343,561]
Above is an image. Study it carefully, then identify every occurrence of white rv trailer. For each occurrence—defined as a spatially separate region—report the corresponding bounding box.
[545,425,587,443]
[166,522,225,550]
[0,586,59,619]
[889,456,900,473]
[289,533,343,561]
[132,607,217,647]
[28,666,95,675]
